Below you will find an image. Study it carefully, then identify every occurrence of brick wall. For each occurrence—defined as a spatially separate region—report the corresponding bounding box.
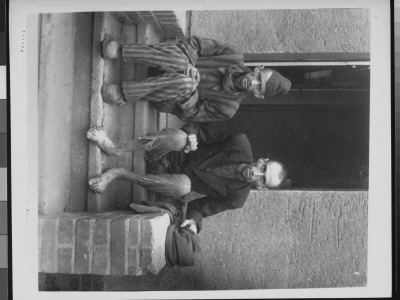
[38,211,170,276]
[39,273,106,291]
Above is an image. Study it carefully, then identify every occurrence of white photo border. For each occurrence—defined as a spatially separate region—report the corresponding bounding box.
[9,0,391,299]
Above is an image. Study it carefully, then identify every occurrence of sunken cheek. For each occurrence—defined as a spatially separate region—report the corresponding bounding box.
[252,173,264,184]
[253,177,264,187]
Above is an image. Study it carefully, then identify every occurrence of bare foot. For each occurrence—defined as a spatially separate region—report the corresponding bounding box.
[101,84,127,106]
[87,127,121,156]
[88,169,119,193]
[101,35,122,60]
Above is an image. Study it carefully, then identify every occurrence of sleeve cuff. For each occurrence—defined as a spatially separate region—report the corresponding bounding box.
[188,211,203,233]
[180,123,198,136]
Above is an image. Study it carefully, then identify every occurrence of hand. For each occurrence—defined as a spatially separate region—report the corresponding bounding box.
[184,64,200,89]
[184,134,198,153]
[180,219,197,234]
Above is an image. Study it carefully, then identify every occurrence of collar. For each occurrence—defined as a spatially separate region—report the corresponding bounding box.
[220,65,250,97]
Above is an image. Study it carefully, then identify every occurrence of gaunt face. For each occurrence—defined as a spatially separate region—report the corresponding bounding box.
[240,159,285,189]
[233,67,272,98]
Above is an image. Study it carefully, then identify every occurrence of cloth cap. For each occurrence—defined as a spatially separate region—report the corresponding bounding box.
[265,71,291,96]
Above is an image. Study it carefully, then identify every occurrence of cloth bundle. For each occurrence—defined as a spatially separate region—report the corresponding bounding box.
[130,200,201,267]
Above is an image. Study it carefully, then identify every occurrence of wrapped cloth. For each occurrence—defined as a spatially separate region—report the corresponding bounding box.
[129,200,201,267]
[165,219,201,267]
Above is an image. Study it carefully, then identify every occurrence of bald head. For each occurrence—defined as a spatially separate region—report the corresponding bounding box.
[239,158,287,189]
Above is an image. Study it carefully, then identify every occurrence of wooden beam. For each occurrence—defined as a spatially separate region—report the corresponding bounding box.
[244,52,370,63]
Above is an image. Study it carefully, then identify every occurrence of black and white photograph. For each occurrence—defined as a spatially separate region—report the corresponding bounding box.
[9,0,391,299]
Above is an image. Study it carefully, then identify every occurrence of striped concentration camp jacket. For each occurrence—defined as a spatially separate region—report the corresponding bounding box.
[176,36,248,122]
[123,35,249,122]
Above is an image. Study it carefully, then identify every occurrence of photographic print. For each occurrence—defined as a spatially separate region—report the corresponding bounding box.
[9,0,391,299]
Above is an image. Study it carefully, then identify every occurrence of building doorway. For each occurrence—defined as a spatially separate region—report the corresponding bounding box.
[210,63,370,190]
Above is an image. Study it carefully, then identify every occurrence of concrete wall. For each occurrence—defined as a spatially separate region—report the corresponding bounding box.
[101,190,367,290]
[38,13,93,214]
[190,9,370,54]
[38,14,77,214]
[194,190,367,289]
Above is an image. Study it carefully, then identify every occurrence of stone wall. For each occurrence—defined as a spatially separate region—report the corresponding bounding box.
[190,9,370,54]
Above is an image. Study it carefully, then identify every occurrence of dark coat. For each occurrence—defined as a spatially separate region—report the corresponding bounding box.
[168,123,254,233]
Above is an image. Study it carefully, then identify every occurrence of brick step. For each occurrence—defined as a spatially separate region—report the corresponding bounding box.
[38,211,170,276]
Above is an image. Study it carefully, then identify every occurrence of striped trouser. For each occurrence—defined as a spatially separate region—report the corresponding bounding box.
[122,43,190,72]
[138,173,191,197]
[122,73,196,103]
[139,128,191,197]
[121,43,195,103]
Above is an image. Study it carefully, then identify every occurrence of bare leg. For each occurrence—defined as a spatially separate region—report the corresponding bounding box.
[88,168,191,197]
[86,127,150,156]
[88,168,142,193]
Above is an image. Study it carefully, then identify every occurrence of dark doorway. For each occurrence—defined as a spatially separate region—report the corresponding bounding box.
[210,65,370,190]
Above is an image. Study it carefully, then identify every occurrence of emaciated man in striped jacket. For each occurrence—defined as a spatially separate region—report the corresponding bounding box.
[101,35,292,122]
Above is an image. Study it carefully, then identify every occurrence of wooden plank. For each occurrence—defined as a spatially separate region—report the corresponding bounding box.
[101,12,124,210]
[87,13,106,212]
[111,12,134,25]
[115,24,137,209]
[38,13,76,214]
[157,112,168,130]
[241,90,370,106]
[87,12,123,211]
[132,23,160,202]
[69,13,93,212]
[166,114,185,130]
[395,22,400,37]
[127,12,145,24]
[244,52,370,63]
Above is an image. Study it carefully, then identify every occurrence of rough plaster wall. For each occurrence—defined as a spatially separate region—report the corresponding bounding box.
[38,13,92,214]
[38,14,76,214]
[105,190,367,290]
[190,9,370,53]
[194,190,367,289]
